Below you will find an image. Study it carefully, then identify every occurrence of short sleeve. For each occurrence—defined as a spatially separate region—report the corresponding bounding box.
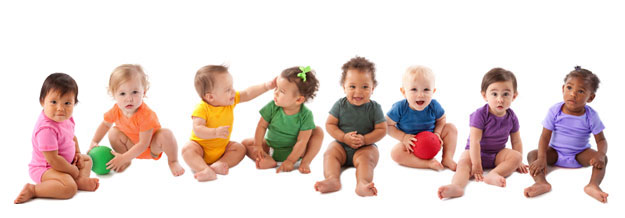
[329,98,342,119]
[431,99,445,119]
[510,111,520,133]
[259,101,275,123]
[541,103,559,131]
[469,109,485,130]
[103,105,117,123]
[191,102,209,120]
[386,100,403,123]
[372,101,386,124]
[300,108,316,131]
[36,128,59,151]
[587,107,605,135]
[139,108,160,132]
[233,91,241,106]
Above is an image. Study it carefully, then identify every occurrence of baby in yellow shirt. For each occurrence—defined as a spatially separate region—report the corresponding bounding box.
[182,65,276,182]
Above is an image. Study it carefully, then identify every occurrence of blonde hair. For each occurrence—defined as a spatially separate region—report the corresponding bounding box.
[403,65,435,85]
[108,64,149,95]
[194,65,229,100]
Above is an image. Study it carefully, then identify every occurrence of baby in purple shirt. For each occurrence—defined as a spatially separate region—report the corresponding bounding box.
[525,66,608,203]
[438,68,528,199]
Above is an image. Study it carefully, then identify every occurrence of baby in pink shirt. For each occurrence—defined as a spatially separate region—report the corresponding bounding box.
[15,73,99,204]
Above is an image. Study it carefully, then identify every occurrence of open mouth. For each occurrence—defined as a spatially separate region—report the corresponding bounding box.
[416,101,425,106]
[353,97,363,101]
[497,106,504,110]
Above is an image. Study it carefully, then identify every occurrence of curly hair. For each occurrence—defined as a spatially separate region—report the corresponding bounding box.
[340,56,377,87]
[564,66,600,94]
[281,66,319,102]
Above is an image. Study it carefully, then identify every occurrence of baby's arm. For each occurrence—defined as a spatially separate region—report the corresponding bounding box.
[89,121,113,151]
[43,150,79,178]
[239,77,277,103]
[363,122,387,145]
[325,115,361,148]
[433,114,446,144]
[253,117,270,158]
[192,117,229,140]
[529,128,552,176]
[469,127,484,181]
[591,131,608,169]
[386,116,415,152]
[510,131,528,173]
[277,129,313,173]
[72,136,84,169]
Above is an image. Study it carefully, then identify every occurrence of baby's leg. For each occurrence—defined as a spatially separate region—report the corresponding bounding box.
[353,145,379,197]
[485,148,522,187]
[299,126,324,174]
[181,141,216,182]
[14,169,77,203]
[150,128,185,176]
[438,151,471,199]
[576,148,608,203]
[242,138,275,169]
[107,127,134,172]
[211,141,246,175]
[440,123,458,171]
[390,142,443,171]
[524,148,557,198]
[314,142,346,193]
[75,154,99,191]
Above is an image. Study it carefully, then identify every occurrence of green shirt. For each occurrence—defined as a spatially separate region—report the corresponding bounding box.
[329,97,386,136]
[260,101,315,162]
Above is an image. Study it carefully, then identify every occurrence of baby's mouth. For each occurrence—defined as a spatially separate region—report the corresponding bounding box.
[416,101,425,106]
[125,104,134,109]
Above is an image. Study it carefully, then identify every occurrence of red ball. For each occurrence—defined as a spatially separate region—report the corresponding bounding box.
[412,131,441,159]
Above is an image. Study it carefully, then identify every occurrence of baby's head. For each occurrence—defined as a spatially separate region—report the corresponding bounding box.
[480,68,518,116]
[340,56,377,106]
[195,65,235,107]
[275,66,319,108]
[561,66,600,113]
[108,64,149,114]
[401,65,436,111]
[39,73,79,122]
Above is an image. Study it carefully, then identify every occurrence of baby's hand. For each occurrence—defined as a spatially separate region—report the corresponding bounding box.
[106,151,130,172]
[70,165,80,179]
[434,132,444,147]
[517,162,529,174]
[265,77,277,90]
[73,153,84,169]
[215,126,230,139]
[471,163,484,181]
[343,132,363,149]
[276,160,294,173]
[589,152,606,169]
[401,133,416,153]
[88,141,99,153]
[529,159,547,177]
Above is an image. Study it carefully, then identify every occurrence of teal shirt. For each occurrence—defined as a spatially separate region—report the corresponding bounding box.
[329,97,386,136]
[260,101,315,162]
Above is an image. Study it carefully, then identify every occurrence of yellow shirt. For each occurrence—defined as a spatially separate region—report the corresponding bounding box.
[190,92,240,164]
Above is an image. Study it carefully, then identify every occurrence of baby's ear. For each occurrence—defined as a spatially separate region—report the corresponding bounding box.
[433,88,437,94]
[588,93,596,103]
[296,96,306,104]
[203,93,213,102]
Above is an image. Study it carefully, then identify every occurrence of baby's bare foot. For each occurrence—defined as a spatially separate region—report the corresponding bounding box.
[210,161,229,175]
[584,184,608,203]
[441,158,457,171]
[77,177,100,191]
[168,161,185,177]
[256,157,277,169]
[438,184,464,199]
[484,172,506,187]
[14,184,36,204]
[524,182,551,197]
[314,177,341,193]
[194,167,217,182]
[428,159,444,171]
[298,162,311,174]
[355,182,378,197]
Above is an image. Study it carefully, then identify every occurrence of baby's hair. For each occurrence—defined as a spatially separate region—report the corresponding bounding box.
[108,64,149,95]
[340,56,377,87]
[194,65,229,100]
[404,65,435,84]
[564,66,600,94]
[39,73,79,104]
[481,68,517,93]
[281,66,320,102]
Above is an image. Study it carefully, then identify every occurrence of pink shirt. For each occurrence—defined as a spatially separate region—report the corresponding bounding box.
[29,111,76,170]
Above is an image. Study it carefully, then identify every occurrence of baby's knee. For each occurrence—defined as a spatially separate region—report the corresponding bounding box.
[444,123,458,135]
[526,149,538,161]
[59,180,78,199]
[182,142,202,156]
[509,150,522,164]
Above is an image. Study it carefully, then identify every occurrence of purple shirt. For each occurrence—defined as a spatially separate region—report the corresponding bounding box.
[465,104,520,153]
[543,102,604,153]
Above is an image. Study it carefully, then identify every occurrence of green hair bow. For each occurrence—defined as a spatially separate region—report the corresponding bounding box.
[298,66,311,82]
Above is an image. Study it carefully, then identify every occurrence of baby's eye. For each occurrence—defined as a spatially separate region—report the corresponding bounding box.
[349,85,356,89]
[132,91,139,94]
[410,88,417,91]
[424,88,431,92]
[566,86,573,90]
[491,93,498,97]
[64,101,72,105]
[51,100,57,104]
[363,85,369,89]
[578,90,585,94]
[503,92,510,97]
[119,92,126,96]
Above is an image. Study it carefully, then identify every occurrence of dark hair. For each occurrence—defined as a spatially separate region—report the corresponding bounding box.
[39,73,79,104]
[195,65,229,100]
[481,68,517,93]
[564,66,600,94]
[281,67,319,102]
[340,56,377,87]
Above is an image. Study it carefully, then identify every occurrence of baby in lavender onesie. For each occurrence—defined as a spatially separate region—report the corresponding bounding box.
[525,66,609,203]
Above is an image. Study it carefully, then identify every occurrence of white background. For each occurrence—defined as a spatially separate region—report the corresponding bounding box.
[2,0,622,217]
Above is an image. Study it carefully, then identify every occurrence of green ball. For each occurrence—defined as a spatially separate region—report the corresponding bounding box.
[88,146,114,175]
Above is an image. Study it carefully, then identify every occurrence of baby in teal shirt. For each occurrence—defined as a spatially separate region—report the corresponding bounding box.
[242,66,323,174]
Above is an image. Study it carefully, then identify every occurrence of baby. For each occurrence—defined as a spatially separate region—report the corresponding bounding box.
[242,66,324,174]
[15,73,99,204]
[438,68,528,199]
[89,64,184,176]
[524,66,608,203]
[182,65,276,181]
[314,57,387,197]
[387,65,458,171]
